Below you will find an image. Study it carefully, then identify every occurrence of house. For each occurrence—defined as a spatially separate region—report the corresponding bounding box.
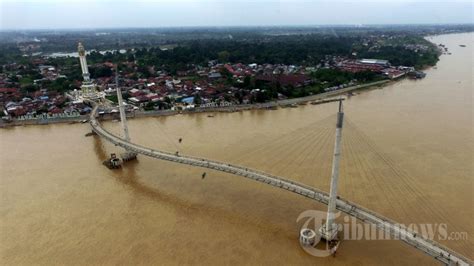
[129,95,149,104]
[208,72,222,79]
[181,96,194,104]
[129,88,143,97]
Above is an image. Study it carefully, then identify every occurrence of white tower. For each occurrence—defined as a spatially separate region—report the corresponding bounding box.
[78,42,91,83]
[319,100,344,241]
[77,42,101,99]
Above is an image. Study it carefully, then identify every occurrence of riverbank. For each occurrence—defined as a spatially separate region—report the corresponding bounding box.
[0,79,390,128]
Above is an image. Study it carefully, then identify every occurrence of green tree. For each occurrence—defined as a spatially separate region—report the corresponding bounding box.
[218,51,230,63]
[194,94,202,105]
[144,102,156,111]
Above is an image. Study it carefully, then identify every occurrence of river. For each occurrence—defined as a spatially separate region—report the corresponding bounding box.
[1,33,472,265]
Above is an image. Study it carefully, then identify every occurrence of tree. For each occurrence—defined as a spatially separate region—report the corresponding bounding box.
[144,102,156,111]
[127,53,135,62]
[163,96,172,104]
[47,77,71,92]
[9,75,18,82]
[218,50,230,63]
[23,84,37,93]
[89,66,112,78]
[194,94,202,105]
[234,91,244,104]
[243,75,251,88]
[136,65,151,78]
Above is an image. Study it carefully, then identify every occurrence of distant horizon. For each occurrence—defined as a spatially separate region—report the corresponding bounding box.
[1,0,472,30]
[1,23,474,32]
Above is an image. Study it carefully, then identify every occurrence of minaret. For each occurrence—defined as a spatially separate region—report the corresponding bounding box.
[319,99,344,241]
[77,42,100,100]
[78,42,91,83]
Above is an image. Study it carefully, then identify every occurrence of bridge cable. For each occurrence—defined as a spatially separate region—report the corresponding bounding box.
[343,124,409,221]
[344,119,441,221]
[152,118,181,153]
[230,114,336,168]
[269,125,332,177]
[266,120,334,177]
[344,118,468,241]
[291,125,335,187]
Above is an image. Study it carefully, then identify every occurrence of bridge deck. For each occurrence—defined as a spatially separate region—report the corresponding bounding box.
[90,105,471,266]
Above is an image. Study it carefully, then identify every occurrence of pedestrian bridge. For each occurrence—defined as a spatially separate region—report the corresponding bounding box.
[90,105,471,266]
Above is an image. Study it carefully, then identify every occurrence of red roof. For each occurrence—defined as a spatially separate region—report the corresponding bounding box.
[256,74,311,87]
[0,88,19,93]
[224,64,238,75]
[339,61,385,73]
[103,62,115,68]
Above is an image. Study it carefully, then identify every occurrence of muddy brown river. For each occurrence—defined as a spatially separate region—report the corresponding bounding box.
[1,33,472,265]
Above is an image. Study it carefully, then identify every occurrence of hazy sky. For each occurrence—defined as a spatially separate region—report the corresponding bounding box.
[1,0,473,30]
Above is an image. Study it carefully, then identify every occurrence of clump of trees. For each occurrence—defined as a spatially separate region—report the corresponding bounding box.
[46,34,438,77]
[89,65,113,78]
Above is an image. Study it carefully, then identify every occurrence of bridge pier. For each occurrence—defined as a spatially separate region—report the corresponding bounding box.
[121,151,137,162]
[300,228,317,246]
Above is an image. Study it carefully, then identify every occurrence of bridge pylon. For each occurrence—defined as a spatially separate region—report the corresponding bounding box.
[115,67,137,162]
[319,100,344,241]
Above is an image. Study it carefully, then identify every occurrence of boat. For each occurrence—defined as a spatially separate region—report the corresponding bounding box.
[408,71,426,79]
[207,114,215,118]
[84,131,97,137]
[459,44,466,47]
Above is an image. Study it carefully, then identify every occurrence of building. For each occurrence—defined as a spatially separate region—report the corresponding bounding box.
[359,59,390,67]
[76,42,104,101]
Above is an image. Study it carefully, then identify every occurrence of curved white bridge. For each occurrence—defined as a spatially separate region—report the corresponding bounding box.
[90,105,471,265]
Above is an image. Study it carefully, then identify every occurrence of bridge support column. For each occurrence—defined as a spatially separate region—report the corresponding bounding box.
[319,100,344,241]
[116,67,137,161]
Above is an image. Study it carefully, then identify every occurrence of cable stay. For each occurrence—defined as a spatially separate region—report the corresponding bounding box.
[342,118,470,250]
